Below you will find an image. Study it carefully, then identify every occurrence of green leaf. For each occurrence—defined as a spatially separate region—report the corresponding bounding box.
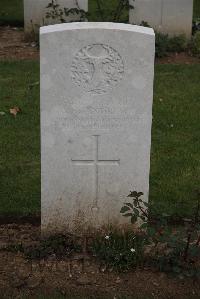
[143,202,148,207]
[125,203,133,209]
[123,213,133,217]
[189,246,200,257]
[140,223,148,229]
[148,227,156,236]
[137,192,144,197]
[120,206,130,214]
[128,191,138,198]
[131,215,137,224]
[133,208,139,216]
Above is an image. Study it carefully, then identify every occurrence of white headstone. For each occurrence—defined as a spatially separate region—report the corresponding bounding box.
[129,0,193,38]
[40,22,155,235]
[24,0,88,37]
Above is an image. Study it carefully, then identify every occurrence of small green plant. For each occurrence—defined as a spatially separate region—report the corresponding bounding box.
[192,18,200,34]
[120,191,148,226]
[4,234,81,260]
[46,0,134,24]
[167,35,187,53]
[140,21,150,28]
[155,32,170,58]
[92,230,146,271]
[191,31,200,57]
[148,196,200,278]
[120,190,200,278]
[46,0,88,23]
[25,234,81,259]
[155,33,187,57]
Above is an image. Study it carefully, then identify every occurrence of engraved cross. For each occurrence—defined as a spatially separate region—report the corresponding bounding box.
[71,135,120,209]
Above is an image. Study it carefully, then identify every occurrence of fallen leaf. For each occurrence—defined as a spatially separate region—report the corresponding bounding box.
[9,107,21,117]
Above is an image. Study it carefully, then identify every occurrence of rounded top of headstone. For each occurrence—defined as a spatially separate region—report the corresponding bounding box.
[40,22,155,36]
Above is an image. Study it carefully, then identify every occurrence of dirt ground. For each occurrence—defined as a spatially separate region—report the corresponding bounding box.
[0,223,199,299]
[156,52,200,64]
[0,26,38,60]
[0,26,200,64]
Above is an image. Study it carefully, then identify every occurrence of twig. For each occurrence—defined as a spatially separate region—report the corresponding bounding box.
[137,203,148,219]
[184,197,200,260]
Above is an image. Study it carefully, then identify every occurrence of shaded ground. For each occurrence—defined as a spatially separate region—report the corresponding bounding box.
[0,26,200,64]
[156,52,200,65]
[0,223,199,299]
[0,26,38,60]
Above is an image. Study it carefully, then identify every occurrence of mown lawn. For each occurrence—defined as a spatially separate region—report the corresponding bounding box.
[0,61,40,216]
[151,64,200,217]
[1,0,200,25]
[0,61,200,218]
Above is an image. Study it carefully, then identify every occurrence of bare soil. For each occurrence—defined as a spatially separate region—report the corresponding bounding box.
[156,52,200,65]
[0,26,200,64]
[0,223,199,299]
[0,26,38,60]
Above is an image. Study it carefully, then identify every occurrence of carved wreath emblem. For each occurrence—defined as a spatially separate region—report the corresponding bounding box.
[71,44,124,95]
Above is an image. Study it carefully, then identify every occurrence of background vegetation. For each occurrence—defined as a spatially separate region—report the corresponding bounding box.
[0,0,200,25]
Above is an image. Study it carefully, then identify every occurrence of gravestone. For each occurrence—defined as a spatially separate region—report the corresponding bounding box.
[129,0,193,38]
[40,22,155,235]
[24,0,88,37]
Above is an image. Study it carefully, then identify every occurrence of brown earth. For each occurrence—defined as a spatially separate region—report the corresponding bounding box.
[0,26,38,60]
[0,26,200,64]
[156,52,200,65]
[0,223,199,299]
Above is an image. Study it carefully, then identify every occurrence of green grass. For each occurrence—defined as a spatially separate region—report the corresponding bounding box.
[151,64,200,216]
[0,0,23,26]
[0,61,200,218]
[194,0,200,20]
[0,61,40,216]
[1,0,200,26]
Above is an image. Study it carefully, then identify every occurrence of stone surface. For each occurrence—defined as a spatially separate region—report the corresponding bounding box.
[24,0,88,37]
[40,22,155,235]
[129,0,193,38]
